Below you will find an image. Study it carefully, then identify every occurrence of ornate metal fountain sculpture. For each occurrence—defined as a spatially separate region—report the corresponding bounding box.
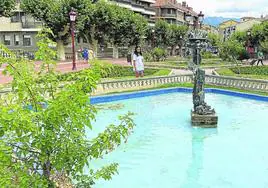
[187,30,218,127]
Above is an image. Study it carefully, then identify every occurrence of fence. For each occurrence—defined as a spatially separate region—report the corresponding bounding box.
[92,74,268,94]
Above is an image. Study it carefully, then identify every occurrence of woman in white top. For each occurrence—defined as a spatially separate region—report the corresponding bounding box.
[132,46,144,78]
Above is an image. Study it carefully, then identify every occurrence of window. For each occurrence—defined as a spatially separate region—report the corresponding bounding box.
[14,35,20,46]
[4,35,11,46]
[23,35,31,46]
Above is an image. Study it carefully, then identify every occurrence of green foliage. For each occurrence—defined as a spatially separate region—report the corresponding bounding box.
[0,0,15,17]
[230,31,247,44]
[151,47,167,62]
[143,51,154,62]
[0,30,135,187]
[21,0,93,43]
[154,20,170,47]
[230,66,268,75]
[201,51,214,59]
[260,40,268,53]
[150,20,188,49]
[58,61,161,79]
[219,39,244,61]
[168,24,188,47]
[207,33,221,47]
[237,49,250,60]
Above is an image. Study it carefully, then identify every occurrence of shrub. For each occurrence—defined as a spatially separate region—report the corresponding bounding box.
[237,49,250,61]
[201,51,214,59]
[151,47,167,62]
[56,60,160,80]
[143,51,154,62]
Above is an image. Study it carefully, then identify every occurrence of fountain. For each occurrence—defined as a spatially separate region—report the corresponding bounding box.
[186,28,218,127]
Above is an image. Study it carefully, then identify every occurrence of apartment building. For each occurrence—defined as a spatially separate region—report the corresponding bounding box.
[0,2,42,53]
[153,0,200,26]
[111,0,156,25]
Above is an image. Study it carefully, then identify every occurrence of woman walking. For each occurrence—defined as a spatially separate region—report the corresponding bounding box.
[133,46,144,78]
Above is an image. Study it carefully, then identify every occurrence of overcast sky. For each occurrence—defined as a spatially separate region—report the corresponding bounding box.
[184,0,268,18]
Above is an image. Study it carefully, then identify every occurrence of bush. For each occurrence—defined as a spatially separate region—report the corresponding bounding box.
[238,49,250,61]
[56,60,161,80]
[151,47,167,62]
[143,51,154,62]
[201,51,214,59]
[230,66,268,75]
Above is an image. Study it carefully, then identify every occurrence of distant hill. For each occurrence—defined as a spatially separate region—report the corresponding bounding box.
[204,17,240,27]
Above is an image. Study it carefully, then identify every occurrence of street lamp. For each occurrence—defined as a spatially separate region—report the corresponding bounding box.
[198,11,204,29]
[185,11,192,27]
[69,8,77,70]
[151,29,155,48]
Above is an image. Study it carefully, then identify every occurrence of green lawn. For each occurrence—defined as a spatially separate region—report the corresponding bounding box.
[145,58,235,69]
[216,67,268,80]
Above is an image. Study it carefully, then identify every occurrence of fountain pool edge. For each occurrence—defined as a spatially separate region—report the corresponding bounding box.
[90,87,268,104]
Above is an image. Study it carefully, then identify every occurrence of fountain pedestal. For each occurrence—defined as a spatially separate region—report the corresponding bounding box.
[191,111,218,128]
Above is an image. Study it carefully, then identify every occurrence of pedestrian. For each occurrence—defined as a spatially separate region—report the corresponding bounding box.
[133,46,144,78]
[257,50,264,66]
[82,48,89,63]
[127,51,132,65]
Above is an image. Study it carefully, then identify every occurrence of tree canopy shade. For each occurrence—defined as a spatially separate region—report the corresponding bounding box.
[0,0,15,17]
[0,29,135,187]
[21,0,148,59]
[21,0,94,60]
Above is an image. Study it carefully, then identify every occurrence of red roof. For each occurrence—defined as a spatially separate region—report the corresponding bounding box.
[153,0,198,17]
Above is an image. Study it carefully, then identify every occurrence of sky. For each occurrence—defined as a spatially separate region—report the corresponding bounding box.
[184,0,268,18]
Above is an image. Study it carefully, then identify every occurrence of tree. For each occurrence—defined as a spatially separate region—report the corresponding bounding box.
[85,1,147,58]
[207,33,221,47]
[0,0,15,17]
[21,0,94,60]
[0,29,135,187]
[168,24,188,56]
[154,20,170,48]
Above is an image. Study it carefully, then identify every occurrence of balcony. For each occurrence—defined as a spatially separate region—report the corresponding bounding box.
[161,13,177,18]
[22,21,43,29]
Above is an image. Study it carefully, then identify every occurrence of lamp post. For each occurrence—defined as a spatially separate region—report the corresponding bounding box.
[69,8,77,70]
[185,11,192,27]
[198,11,204,29]
[151,29,155,48]
[247,30,253,58]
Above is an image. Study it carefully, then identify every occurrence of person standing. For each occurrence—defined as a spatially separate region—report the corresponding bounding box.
[257,50,264,66]
[133,46,144,78]
[82,48,89,63]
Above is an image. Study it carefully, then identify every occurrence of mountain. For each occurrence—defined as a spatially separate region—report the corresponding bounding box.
[204,17,240,27]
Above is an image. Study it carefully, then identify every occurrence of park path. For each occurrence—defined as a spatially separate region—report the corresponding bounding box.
[1,58,268,85]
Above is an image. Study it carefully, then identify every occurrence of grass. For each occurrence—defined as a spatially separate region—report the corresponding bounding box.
[101,68,171,81]
[216,68,268,80]
[145,58,235,69]
[99,82,268,97]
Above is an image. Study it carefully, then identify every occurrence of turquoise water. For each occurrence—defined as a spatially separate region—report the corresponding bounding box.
[87,93,268,188]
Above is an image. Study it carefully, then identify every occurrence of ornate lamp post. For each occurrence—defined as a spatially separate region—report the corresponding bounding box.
[151,29,155,48]
[69,8,77,70]
[185,11,192,27]
[187,12,218,127]
[198,11,204,29]
[246,30,254,58]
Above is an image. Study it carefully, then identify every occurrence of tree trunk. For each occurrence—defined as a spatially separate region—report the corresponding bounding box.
[56,40,65,61]
[171,46,176,56]
[113,45,119,59]
[90,26,98,58]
